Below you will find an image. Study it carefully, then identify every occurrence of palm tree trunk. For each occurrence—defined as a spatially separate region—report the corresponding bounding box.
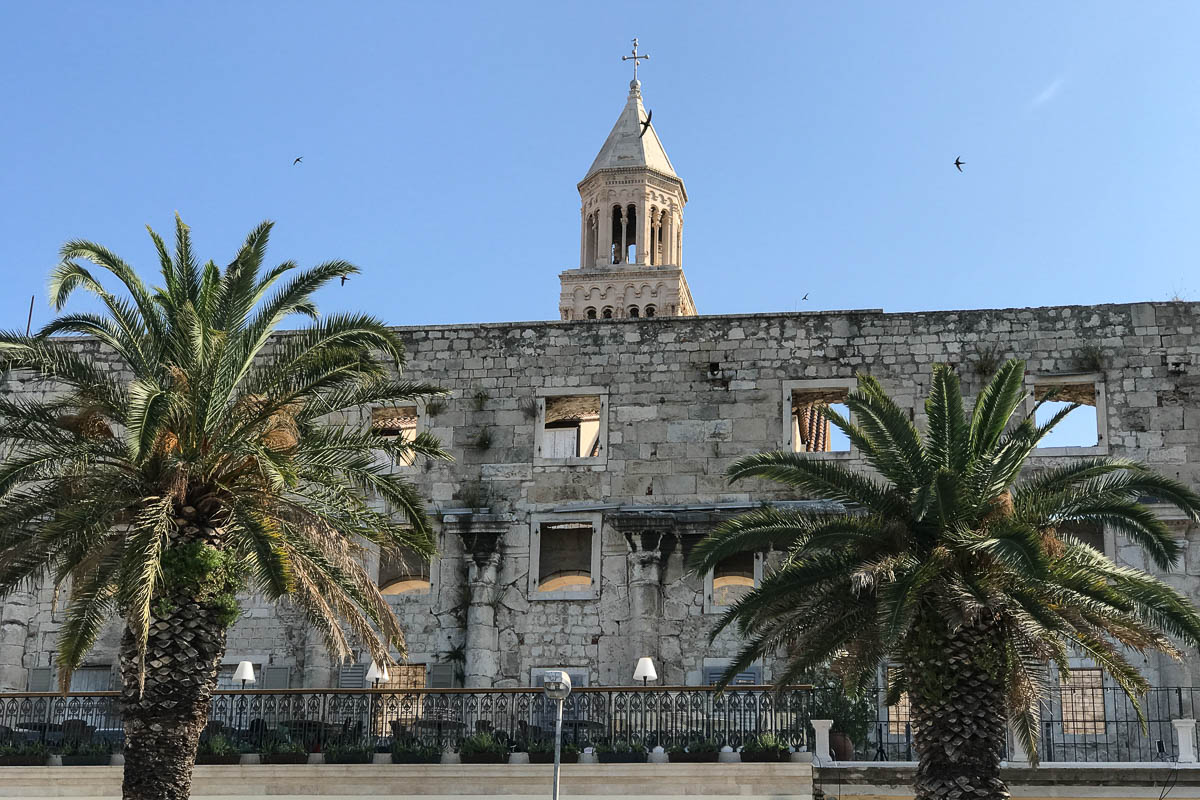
[907,616,1009,800]
[118,526,232,800]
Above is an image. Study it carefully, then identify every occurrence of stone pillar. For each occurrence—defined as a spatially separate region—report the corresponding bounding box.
[579,208,587,269]
[662,212,672,265]
[597,211,607,267]
[443,512,511,689]
[811,719,833,765]
[619,208,629,265]
[1173,719,1197,763]
[613,516,671,678]
[0,586,36,691]
[639,199,652,265]
[1007,724,1030,765]
[464,549,501,688]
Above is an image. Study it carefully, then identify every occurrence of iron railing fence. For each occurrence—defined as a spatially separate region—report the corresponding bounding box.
[2,685,1198,762]
[862,686,1200,763]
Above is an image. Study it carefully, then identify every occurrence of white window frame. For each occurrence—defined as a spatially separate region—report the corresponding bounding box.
[781,378,857,459]
[1026,373,1108,457]
[534,387,608,467]
[703,551,764,614]
[528,512,603,601]
[369,404,425,471]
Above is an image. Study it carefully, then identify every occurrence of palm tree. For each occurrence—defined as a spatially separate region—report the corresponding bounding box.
[0,217,448,800]
[691,361,1200,800]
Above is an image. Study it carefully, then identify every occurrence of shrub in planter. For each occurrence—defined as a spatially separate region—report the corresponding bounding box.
[595,739,645,764]
[59,739,112,766]
[0,741,48,766]
[260,736,309,765]
[325,743,373,764]
[740,734,789,763]
[195,733,242,765]
[667,738,720,763]
[391,737,441,764]
[459,732,508,764]
[523,739,579,764]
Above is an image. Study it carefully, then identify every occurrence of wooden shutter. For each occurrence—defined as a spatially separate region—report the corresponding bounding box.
[338,663,367,689]
[27,667,53,692]
[427,664,456,689]
[261,666,291,690]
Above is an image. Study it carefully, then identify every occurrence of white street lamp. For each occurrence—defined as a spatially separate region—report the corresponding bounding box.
[365,661,389,687]
[542,670,573,800]
[633,657,657,687]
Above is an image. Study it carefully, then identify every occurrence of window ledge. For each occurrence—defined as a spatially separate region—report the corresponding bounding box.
[794,450,853,460]
[534,456,608,467]
[1030,445,1109,457]
[529,591,597,602]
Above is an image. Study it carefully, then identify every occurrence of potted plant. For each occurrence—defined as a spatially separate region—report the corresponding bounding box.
[803,666,875,761]
[667,738,720,763]
[458,731,508,764]
[524,739,579,764]
[325,742,373,764]
[390,737,441,764]
[0,741,48,766]
[740,733,789,763]
[195,733,241,765]
[595,739,645,764]
[260,736,309,765]
[59,739,112,766]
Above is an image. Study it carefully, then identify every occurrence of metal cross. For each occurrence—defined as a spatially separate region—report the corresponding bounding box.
[622,38,649,83]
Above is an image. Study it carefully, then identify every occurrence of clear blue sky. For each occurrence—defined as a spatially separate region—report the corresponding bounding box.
[2,2,1197,331]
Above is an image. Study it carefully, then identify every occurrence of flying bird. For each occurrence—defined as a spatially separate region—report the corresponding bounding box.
[293,156,303,165]
[640,109,652,138]
[954,157,964,172]
[340,275,348,286]
[801,293,808,301]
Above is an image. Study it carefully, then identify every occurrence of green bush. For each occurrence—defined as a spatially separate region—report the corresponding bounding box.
[458,731,507,757]
[325,743,373,764]
[59,739,112,757]
[523,739,579,756]
[595,738,641,754]
[668,737,719,755]
[390,737,441,763]
[0,741,47,758]
[261,736,306,756]
[742,733,789,755]
[197,733,237,757]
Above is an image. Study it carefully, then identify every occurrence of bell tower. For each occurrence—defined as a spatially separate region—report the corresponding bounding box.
[559,41,696,320]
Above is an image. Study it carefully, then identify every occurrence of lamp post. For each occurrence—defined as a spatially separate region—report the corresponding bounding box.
[542,670,573,800]
[232,661,256,744]
[365,662,389,745]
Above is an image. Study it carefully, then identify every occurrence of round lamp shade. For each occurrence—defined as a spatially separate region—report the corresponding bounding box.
[365,661,389,684]
[232,661,256,683]
[633,657,658,683]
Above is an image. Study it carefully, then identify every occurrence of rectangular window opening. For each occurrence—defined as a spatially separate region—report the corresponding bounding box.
[379,543,432,596]
[371,406,418,466]
[1061,668,1105,735]
[537,522,594,593]
[1033,381,1100,450]
[887,692,912,735]
[542,395,601,459]
[712,551,756,608]
[68,665,113,692]
[791,389,850,453]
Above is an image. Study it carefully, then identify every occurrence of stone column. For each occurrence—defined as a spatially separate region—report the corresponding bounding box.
[302,627,335,688]
[579,208,587,269]
[0,586,36,691]
[613,516,671,675]
[443,513,511,689]
[619,208,629,265]
[597,211,607,266]
[464,549,501,688]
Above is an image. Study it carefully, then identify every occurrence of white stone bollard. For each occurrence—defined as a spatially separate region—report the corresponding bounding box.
[811,719,834,765]
[1172,719,1197,764]
[1007,726,1030,766]
[509,751,530,765]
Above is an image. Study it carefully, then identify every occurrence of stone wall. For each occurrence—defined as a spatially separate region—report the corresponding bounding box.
[1,301,1198,691]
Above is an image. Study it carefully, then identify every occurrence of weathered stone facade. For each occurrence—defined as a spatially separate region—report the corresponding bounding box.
[2,301,1198,692]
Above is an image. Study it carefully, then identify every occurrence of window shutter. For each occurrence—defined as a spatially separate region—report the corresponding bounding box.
[704,666,761,686]
[27,667,53,692]
[338,663,367,689]
[427,664,456,689]
[261,666,291,690]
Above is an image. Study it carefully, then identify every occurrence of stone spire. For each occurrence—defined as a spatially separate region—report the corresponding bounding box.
[559,59,696,322]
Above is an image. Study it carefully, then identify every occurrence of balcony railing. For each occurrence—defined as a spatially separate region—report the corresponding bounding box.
[0,685,1196,763]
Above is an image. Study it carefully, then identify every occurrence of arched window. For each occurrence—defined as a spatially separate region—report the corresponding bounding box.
[585,307,597,320]
[644,305,656,318]
[628,306,640,318]
[601,307,614,319]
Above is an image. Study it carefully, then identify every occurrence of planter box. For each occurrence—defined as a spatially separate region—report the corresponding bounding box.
[0,755,46,766]
[597,752,646,763]
[527,752,579,764]
[195,754,241,765]
[326,753,372,764]
[261,753,309,765]
[740,750,786,762]
[60,755,111,766]
[668,751,719,763]
[392,752,441,764]
[459,752,507,764]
